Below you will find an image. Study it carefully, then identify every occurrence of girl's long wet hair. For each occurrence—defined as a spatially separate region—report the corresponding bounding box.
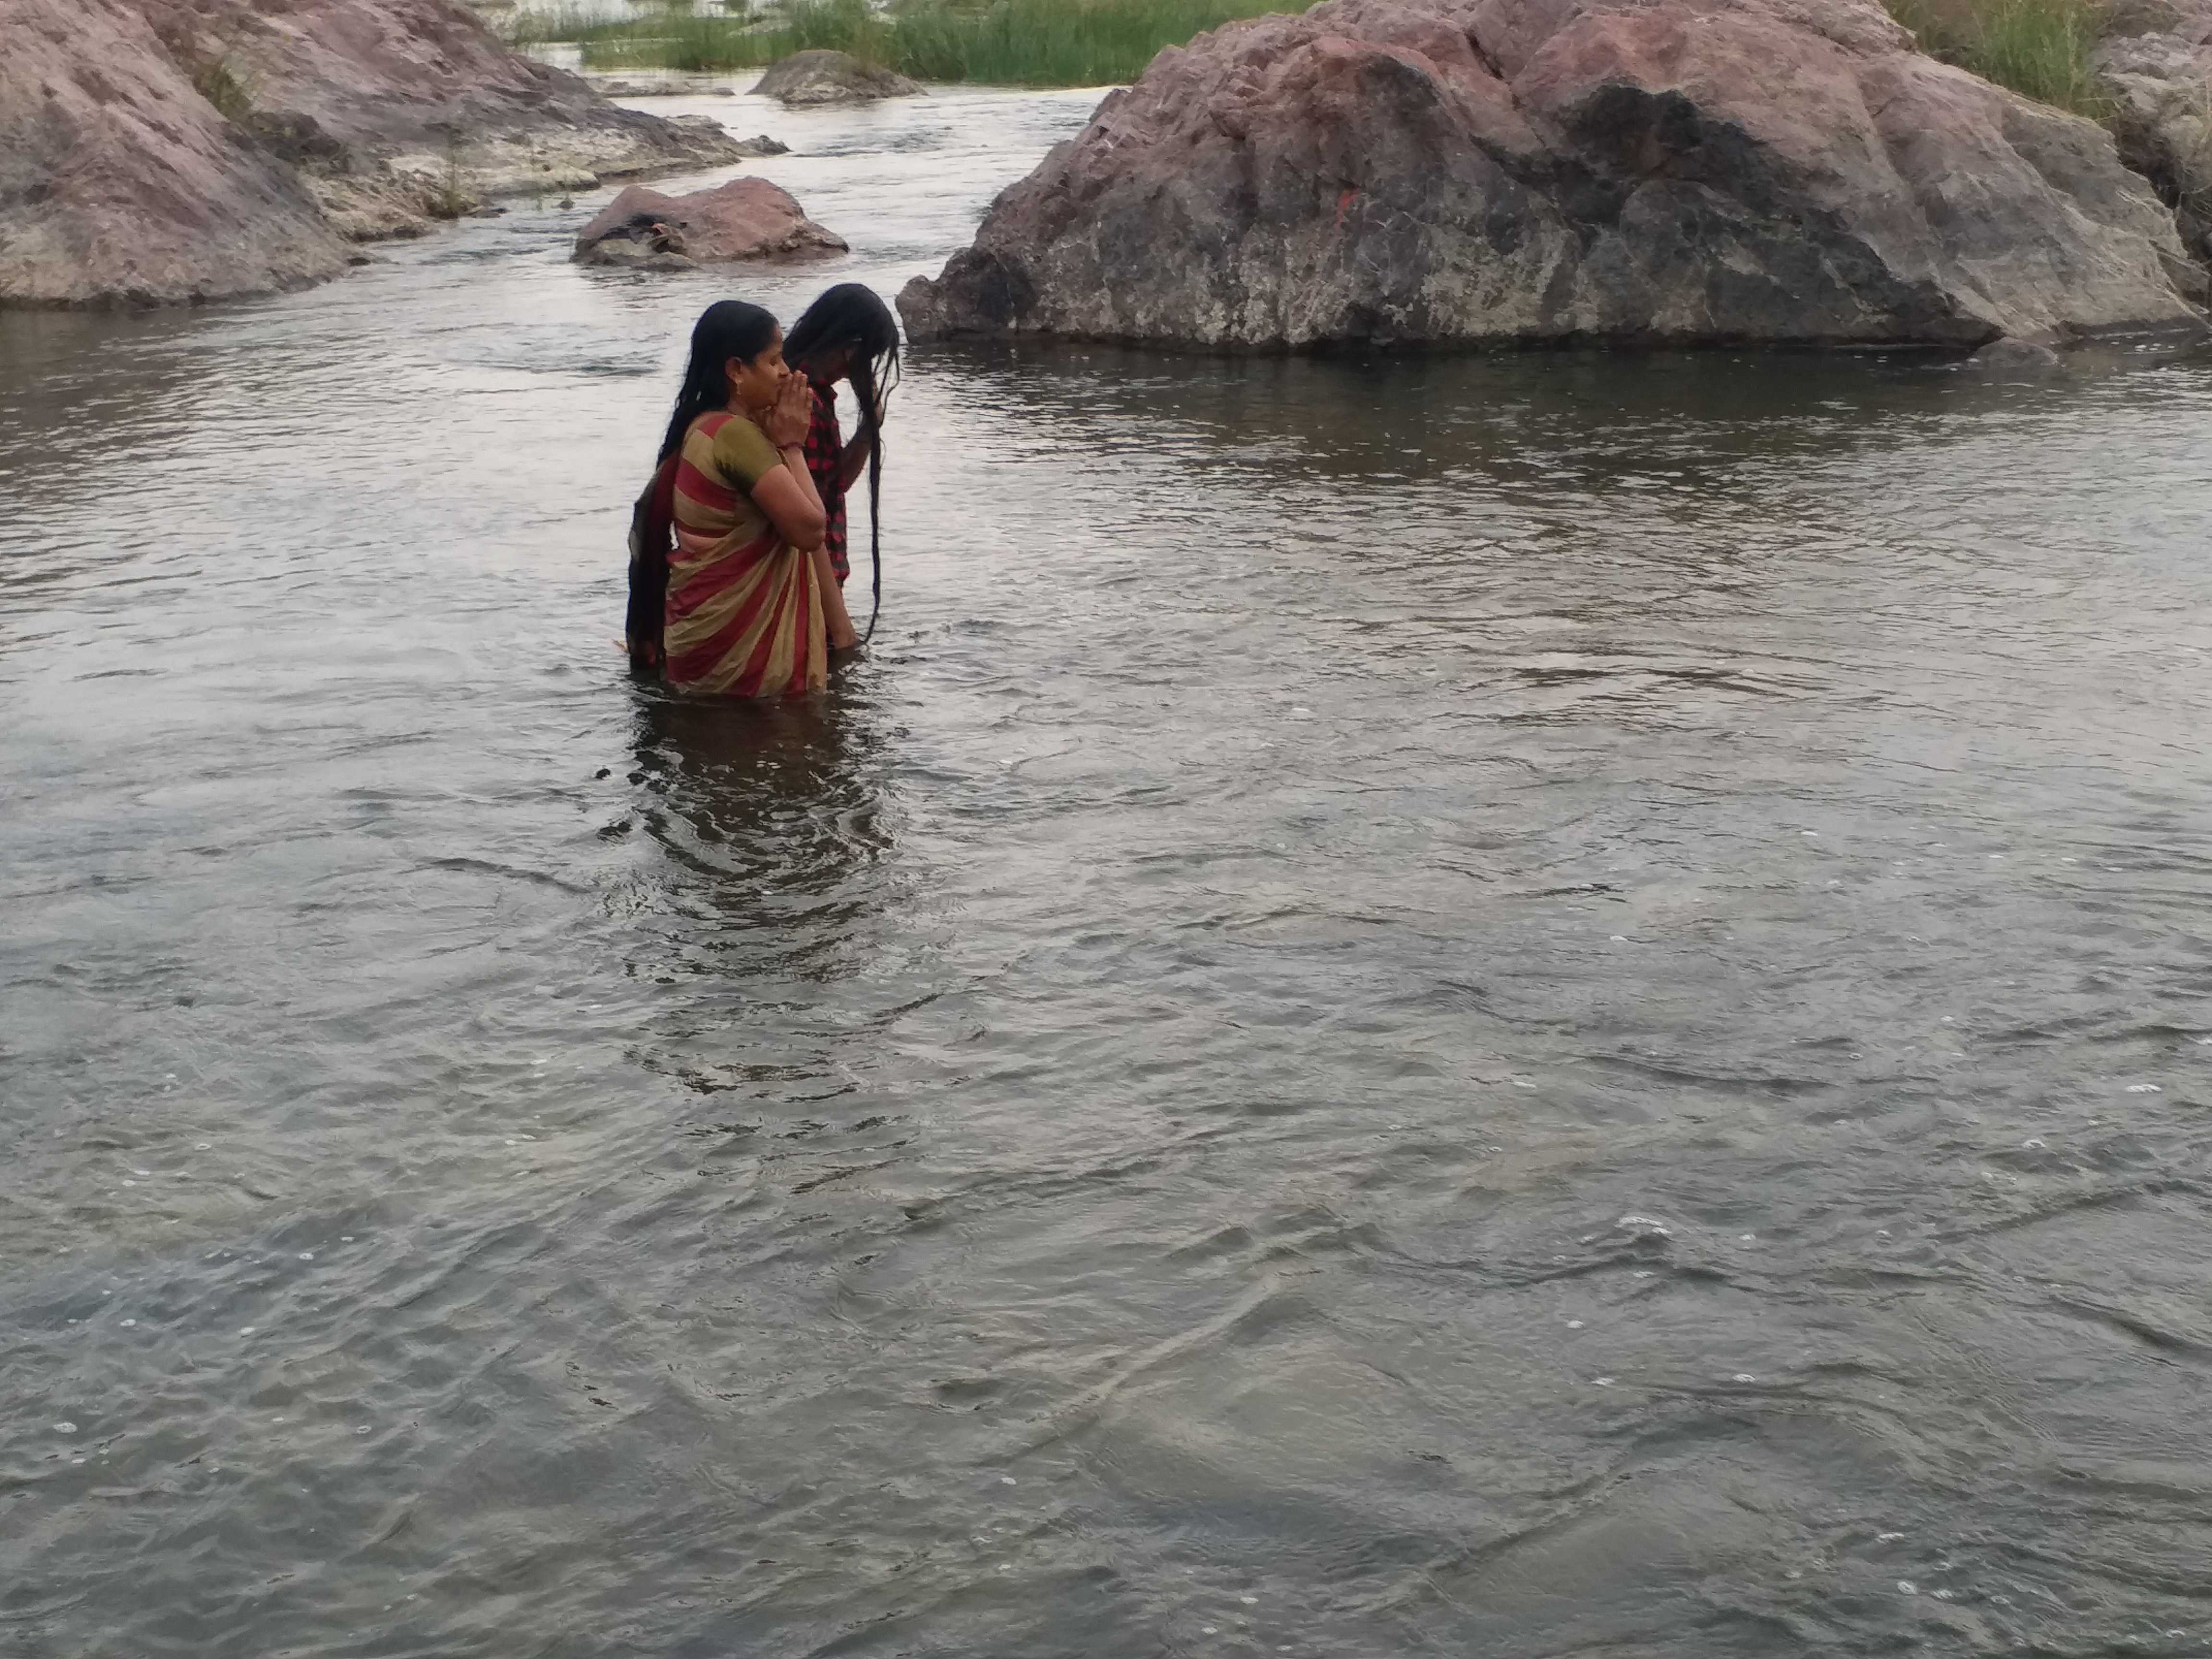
[784,283,900,640]
[658,299,780,464]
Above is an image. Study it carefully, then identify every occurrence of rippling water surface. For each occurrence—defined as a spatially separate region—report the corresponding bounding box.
[6,84,2212,1659]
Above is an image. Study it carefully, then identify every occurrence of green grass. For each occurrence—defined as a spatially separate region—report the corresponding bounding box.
[506,0,1307,85]
[1884,0,2114,117]
[517,0,2111,106]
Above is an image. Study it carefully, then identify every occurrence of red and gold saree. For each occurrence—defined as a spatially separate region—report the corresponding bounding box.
[661,410,827,698]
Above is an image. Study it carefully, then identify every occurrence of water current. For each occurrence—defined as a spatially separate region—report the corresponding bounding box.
[5,84,2212,1659]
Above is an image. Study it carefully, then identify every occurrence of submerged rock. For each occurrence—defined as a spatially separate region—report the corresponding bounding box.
[1972,336,2064,371]
[900,0,2206,350]
[589,74,739,98]
[572,178,847,267]
[1,0,747,308]
[752,49,924,105]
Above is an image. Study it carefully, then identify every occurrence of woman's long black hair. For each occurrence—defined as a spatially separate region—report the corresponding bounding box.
[784,283,900,641]
[658,299,781,464]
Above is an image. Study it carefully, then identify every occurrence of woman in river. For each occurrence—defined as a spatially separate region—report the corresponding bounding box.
[630,300,860,697]
[781,284,899,620]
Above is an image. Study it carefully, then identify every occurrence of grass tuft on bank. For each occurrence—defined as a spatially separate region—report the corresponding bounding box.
[513,0,2125,111]
[507,0,1310,85]
[1882,0,2115,117]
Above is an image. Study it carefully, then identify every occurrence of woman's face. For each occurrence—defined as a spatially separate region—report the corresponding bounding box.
[724,330,789,412]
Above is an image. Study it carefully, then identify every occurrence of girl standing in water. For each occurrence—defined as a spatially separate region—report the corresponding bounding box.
[633,300,860,697]
[781,284,899,628]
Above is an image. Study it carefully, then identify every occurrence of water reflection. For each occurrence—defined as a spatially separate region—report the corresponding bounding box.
[914,337,2208,490]
[626,677,901,980]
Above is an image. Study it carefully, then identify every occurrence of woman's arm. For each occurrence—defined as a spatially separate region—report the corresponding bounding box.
[763,379,858,649]
[836,429,873,492]
[759,456,858,649]
[751,461,827,551]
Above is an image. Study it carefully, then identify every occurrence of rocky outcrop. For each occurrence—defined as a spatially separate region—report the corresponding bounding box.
[573,178,846,268]
[751,50,924,105]
[2097,1,2212,266]
[0,0,350,305]
[145,0,746,206]
[901,0,2207,350]
[1,0,747,307]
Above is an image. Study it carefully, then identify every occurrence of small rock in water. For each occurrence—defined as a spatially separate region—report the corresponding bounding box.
[1971,337,2062,373]
[53,1421,77,1434]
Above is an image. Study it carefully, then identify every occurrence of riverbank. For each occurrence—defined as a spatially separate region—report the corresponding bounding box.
[507,0,1314,84]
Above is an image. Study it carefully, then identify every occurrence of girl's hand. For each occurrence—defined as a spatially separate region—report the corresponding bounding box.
[766,373,814,448]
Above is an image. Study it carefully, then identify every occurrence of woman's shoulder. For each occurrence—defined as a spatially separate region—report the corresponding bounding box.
[696,409,780,489]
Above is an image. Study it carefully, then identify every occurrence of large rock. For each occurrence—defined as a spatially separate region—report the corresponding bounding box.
[573,177,847,267]
[0,0,349,306]
[2097,2,2212,267]
[751,49,924,105]
[141,0,746,202]
[900,0,2207,349]
[0,0,747,308]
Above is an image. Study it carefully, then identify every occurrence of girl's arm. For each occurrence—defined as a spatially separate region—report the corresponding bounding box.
[836,429,873,492]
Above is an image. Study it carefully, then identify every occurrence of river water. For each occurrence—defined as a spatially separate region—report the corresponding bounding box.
[5,84,2212,1659]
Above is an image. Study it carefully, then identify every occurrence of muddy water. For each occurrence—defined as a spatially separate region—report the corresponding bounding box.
[5,85,2212,1659]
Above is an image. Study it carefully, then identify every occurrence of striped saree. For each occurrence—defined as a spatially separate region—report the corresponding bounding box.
[663,410,826,698]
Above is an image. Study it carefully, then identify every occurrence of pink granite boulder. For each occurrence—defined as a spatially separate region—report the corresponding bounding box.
[900,0,2207,349]
[0,0,348,306]
[573,177,847,268]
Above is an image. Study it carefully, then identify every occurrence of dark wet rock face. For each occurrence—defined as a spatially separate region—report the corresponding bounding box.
[752,49,925,105]
[573,178,847,267]
[900,0,2206,349]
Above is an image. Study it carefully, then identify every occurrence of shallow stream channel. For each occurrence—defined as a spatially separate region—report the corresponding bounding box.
[5,84,2212,1659]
